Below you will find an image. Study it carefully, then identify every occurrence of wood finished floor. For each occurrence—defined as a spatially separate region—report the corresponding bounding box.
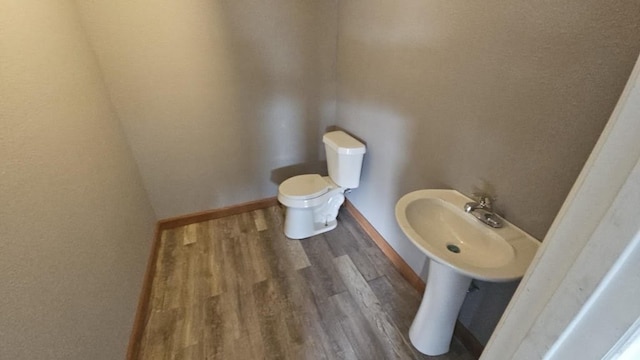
[138,206,474,360]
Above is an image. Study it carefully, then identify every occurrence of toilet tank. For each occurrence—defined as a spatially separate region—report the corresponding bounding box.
[322,131,366,188]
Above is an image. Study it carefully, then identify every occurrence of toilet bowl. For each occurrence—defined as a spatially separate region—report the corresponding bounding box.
[278,131,366,239]
[278,174,346,239]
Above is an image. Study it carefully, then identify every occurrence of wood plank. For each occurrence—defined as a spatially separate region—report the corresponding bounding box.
[283,239,312,270]
[242,231,271,284]
[169,309,186,359]
[297,266,359,359]
[323,223,380,281]
[162,229,187,311]
[333,254,415,359]
[182,223,198,245]
[203,295,224,359]
[300,236,347,296]
[203,220,225,297]
[235,211,256,234]
[368,275,423,335]
[257,227,285,280]
[270,268,334,358]
[220,236,243,340]
[344,200,426,293]
[329,291,387,360]
[337,208,376,250]
[181,246,203,348]
[364,246,424,300]
[264,206,311,270]
[252,208,269,232]
[174,342,204,360]
[234,287,265,359]
[252,278,290,360]
[137,308,177,360]
[134,205,477,360]
[148,231,170,312]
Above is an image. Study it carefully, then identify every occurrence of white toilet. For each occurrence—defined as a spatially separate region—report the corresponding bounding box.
[278,131,366,239]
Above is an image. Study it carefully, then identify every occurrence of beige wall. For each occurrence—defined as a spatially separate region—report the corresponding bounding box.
[3,0,637,355]
[0,1,156,359]
[336,0,640,344]
[76,0,338,219]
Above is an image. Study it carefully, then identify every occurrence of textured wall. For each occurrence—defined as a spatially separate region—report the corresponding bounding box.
[76,0,338,219]
[0,1,156,359]
[336,0,640,344]
[4,1,636,355]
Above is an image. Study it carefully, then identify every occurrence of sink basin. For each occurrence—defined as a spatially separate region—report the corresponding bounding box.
[396,189,539,282]
[395,189,540,355]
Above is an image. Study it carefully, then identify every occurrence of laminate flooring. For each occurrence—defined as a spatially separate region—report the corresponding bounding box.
[138,206,475,360]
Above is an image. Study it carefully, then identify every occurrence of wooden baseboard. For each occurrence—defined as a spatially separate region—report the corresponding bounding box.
[126,223,161,360]
[127,197,278,359]
[343,200,426,293]
[343,199,484,359]
[455,321,485,359]
[158,197,279,230]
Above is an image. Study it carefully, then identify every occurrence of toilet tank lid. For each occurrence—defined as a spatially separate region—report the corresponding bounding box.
[323,131,366,155]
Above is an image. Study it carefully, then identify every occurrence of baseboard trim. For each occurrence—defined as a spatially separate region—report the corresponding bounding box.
[343,199,484,359]
[158,197,279,230]
[126,223,161,360]
[343,200,426,293]
[126,197,278,359]
[455,321,485,359]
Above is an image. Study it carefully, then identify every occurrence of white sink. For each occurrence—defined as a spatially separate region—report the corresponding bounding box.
[395,189,540,355]
[396,189,540,282]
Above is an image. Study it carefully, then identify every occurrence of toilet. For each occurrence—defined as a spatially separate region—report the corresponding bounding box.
[278,131,366,239]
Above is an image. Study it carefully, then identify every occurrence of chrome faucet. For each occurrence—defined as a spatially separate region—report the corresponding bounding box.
[464,193,503,228]
[464,194,494,212]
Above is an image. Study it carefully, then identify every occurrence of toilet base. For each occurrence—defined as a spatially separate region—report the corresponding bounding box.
[279,190,345,240]
[282,206,339,239]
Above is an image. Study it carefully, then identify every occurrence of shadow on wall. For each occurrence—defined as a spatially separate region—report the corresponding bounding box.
[269,125,367,186]
[218,0,337,199]
[270,161,328,186]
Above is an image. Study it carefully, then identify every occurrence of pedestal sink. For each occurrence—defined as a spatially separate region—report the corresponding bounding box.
[395,189,540,356]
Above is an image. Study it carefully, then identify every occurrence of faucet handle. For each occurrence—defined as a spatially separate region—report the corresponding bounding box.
[472,193,496,210]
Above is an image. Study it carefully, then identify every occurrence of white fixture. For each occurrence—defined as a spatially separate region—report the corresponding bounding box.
[278,131,366,239]
[395,189,540,355]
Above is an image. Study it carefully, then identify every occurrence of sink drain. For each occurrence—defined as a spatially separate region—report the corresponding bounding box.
[447,244,461,253]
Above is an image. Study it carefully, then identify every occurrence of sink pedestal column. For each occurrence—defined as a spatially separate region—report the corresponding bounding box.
[409,260,472,356]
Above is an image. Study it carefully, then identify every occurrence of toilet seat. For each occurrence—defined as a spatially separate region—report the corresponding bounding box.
[279,174,331,200]
[278,174,342,208]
